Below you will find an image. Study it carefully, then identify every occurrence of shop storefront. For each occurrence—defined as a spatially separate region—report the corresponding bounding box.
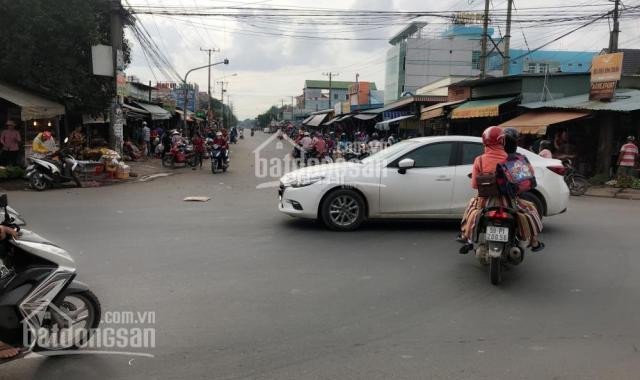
[0,81,65,166]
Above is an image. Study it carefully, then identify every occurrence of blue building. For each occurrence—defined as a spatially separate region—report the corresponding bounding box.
[508,49,597,75]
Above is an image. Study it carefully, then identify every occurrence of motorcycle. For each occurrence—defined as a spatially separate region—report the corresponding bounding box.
[563,159,590,196]
[341,145,369,162]
[474,206,526,285]
[209,144,229,174]
[250,129,255,137]
[239,129,244,140]
[25,138,82,191]
[0,194,101,363]
[162,143,197,169]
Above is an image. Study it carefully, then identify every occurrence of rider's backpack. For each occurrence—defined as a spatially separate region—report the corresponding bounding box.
[476,157,500,197]
[498,153,537,195]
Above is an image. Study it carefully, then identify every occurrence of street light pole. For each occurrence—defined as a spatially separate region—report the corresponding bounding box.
[182,59,229,132]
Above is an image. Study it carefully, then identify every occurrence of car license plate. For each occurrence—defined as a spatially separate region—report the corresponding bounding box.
[486,226,509,242]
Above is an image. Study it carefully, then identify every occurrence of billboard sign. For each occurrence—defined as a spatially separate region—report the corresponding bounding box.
[589,52,624,101]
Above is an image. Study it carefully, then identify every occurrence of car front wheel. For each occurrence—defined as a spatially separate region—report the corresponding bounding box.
[320,189,365,231]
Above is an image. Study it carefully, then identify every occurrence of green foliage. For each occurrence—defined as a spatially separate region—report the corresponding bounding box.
[0,166,25,180]
[632,179,640,190]
[0,0,131,114]
[256,106,280,128]
[589,174,610,185]
[615,175,635,188]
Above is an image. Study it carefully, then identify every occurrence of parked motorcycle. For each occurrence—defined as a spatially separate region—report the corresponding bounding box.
[474,207,526,285]
[162,143,197,169]
[25,138,82,191]
[0,194,101,363]
[209,144,229,174]
[563,159,590,196]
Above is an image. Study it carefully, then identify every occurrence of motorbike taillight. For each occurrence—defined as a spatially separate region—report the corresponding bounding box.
[486,209,510,220]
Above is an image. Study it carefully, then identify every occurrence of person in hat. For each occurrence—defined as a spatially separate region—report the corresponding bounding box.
[618,136,638,178]
[142,121,151,157]
[0,120,21,166]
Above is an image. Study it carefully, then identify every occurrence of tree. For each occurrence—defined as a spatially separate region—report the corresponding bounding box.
[0,0,131,114]
[256,106,280,128]
[196,92,238,129]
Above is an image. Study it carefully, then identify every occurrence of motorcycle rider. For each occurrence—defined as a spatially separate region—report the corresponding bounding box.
[31,131,57,158]
[459,126,544,253]
[0,224,19,359]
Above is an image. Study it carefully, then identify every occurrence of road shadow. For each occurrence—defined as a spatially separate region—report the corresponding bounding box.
[280,218,461,233]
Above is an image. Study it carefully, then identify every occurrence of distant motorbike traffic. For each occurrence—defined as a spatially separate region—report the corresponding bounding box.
[163,143,197,169]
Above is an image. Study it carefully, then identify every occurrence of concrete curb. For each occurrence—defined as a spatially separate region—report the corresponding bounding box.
[585,186,640,200]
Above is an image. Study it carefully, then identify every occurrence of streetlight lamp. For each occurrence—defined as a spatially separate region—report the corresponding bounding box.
[182,58,229,132]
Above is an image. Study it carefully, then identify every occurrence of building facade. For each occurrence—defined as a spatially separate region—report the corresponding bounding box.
[302,80,378,114]
[384,23,504,104]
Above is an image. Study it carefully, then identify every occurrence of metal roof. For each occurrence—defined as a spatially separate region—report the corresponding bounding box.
[521,88,640,112]
[455,72,589,88]
[0,81,65,121]
[389,22,428,45]
[363,95,447,114]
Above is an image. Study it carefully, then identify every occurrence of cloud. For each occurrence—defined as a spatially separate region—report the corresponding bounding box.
[125,0,638,119]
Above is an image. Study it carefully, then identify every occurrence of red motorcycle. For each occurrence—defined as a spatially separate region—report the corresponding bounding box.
[162,143,197,168]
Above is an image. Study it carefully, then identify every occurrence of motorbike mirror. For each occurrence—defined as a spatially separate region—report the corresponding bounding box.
[0,194,6,208]
[467,173,472,179]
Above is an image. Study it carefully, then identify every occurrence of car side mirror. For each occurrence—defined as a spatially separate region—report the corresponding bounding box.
[397,158,415,174]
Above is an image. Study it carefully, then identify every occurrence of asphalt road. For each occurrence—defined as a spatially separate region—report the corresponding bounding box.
[2,133,640,379]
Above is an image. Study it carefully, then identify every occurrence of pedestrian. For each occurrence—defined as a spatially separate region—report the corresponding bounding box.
[617,136,638,178]
[69,126,85,158]
[142,121,151,157]
[0,120,21,166]
[192,132,205,169]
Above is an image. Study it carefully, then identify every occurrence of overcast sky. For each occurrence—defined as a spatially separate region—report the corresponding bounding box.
[125,0,640,119]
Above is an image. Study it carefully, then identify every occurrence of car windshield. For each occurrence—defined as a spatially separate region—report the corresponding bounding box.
[361,140,420,164]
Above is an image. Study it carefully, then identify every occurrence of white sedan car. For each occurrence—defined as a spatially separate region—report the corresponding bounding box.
[278,136,569,231]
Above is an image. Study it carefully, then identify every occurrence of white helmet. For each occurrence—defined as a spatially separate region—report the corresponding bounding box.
[216,132,222,137]
[304,132,310,136]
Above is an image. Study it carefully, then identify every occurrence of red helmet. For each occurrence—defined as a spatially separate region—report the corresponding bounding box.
[482,126,504,147]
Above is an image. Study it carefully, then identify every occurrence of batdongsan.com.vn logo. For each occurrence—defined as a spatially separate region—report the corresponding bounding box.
[22,306,157,358]
[252,132,392,189]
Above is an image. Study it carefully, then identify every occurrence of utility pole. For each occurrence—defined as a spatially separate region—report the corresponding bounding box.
[109,0,124,153]
[281,99,285,121]
[200,47,220,124]
[479,0,491,79]
[217,81,228,128]
[291,96,295,121]
[322,72,339,109]
[502,0,513,76]
[609,0,621,52]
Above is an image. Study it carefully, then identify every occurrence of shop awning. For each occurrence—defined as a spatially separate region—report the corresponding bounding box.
[450,97,516,119]
[0,81,65,121]
[375,114,415,131]
[323,116,341,126]
[174,109,194,122]
[133,102,171,120]
[353,113,378,121]
[305,114,328,127]
[122,103,150,120]
[521,88,640,112]
[420,100,465,120]
[498,111,590,134]
[82,114,109,124]
[337,114,353,121]
[302,115,314,125]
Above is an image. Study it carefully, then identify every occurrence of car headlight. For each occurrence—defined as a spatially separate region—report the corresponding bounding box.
[282,175,325,188]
